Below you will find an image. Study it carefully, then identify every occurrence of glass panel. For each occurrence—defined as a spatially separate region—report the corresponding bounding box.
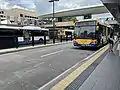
[23,30,31,41]
[75,21,96,39]
[75,26,95,39]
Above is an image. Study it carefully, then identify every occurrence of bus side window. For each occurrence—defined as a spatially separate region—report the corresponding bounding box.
[23,30,31,41]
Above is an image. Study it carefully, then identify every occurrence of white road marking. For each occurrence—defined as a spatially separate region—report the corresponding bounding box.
[37,62,80,90]
[37,45,108,90]
[49,64,52,66]
[40,50,64,58]
[34,62,45,68]
[38,58,89,90]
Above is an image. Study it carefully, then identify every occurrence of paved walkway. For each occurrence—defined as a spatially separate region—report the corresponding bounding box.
[78,43,120,90]
[50,45,109,90]
[49,41,120,90]
[78,53,120,90]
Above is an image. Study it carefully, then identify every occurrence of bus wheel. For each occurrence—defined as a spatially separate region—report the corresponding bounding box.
[39,38,43,43]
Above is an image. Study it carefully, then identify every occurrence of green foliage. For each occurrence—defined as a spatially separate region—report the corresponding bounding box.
[63,17,78,22]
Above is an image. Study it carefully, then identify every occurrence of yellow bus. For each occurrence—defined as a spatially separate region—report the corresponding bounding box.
[73,19,113,48]
[58,29,74,40]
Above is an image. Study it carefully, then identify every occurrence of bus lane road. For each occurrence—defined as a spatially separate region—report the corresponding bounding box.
[0,43,95,90]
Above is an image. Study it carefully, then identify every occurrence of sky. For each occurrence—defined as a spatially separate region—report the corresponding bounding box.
[0,0,103,14]
[0,0,112,18]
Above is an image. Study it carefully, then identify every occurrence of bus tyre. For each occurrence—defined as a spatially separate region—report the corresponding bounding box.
[39,38,43,43]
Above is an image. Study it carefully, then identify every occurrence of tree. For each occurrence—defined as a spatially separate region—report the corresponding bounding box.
[63,17,78,22]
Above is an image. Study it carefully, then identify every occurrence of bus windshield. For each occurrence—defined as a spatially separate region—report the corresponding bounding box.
[75,21,96,39]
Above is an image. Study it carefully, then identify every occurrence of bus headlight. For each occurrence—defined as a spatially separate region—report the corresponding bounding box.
[91,41,97,44]
[73,40,78,44]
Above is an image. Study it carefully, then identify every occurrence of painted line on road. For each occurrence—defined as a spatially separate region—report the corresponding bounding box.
[37,45,109,90]
[34,62,45,68]
[40,50,64,58]
[50,45,109,90]
[38,59,85,90]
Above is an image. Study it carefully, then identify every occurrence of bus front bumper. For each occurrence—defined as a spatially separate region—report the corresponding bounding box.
[73,42,97,47]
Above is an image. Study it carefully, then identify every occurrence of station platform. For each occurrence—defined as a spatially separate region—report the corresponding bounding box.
[78,52,120,90]
[50,42,120,90]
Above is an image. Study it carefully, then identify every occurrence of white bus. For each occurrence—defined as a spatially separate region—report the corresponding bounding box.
[0,25,50,45]
[18,26,50,45]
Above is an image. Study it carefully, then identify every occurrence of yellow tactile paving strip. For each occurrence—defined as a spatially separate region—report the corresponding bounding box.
[51,45,109,90]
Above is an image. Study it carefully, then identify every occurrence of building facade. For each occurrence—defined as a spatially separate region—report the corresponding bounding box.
[0,8,38,25]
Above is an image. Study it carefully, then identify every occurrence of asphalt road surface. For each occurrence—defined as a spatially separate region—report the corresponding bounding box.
[0,42,95,90]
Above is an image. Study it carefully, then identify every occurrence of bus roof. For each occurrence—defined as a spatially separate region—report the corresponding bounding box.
[0,25,50,31]
[21,26,49,31]
[75,19,113,28]
[41,28,49,31]
[0,25,21,30]
[21,26,41,30]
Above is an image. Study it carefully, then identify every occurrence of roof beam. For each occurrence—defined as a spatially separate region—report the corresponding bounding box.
[101,0,120,24]
[39,5,109,18]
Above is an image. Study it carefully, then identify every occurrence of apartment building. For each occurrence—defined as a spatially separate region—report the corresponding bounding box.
[0,8,38,24]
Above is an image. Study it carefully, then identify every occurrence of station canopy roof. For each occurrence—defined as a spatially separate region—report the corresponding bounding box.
[101,0,120,24]
[39,4,109,18]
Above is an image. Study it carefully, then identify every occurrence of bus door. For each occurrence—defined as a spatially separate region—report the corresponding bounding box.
[96,25,105,45]
[102,26,107,43]
[95,25,101,45]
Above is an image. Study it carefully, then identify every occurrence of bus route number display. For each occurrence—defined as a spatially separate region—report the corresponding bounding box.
[76,21,96,26]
